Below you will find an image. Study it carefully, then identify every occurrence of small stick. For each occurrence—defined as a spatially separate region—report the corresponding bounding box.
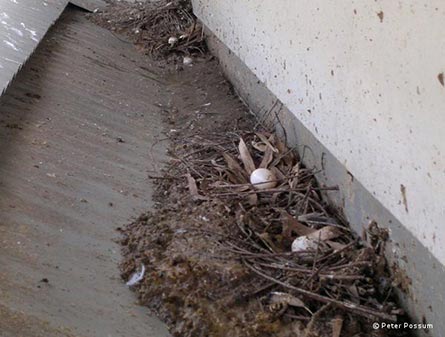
[305,231,322,289]
[148,175,180,180]
[255,262,366,281]
[316,239,357,264]
[319,274,367,281]
[229,249,314,259]
[284,313,311,321]
[327,261,372,271]
[243,260,397,322]
[213,186,338,197]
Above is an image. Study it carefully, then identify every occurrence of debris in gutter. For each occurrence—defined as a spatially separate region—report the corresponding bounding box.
[120,109,411,336]
[168,36,178,46]
[89,0,207,60]
[126,264,145,287]
[182,56,193,65]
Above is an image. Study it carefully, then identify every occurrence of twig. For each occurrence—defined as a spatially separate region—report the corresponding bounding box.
[212,186,338,197]
[243,260,397,322]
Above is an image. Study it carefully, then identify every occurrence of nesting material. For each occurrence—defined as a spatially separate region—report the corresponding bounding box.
[89,0,207,59]
[121,124,407,336]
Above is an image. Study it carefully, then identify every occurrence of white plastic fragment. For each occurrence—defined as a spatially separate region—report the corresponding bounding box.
[168,36,178,46]
[183,56,193,65]
[126,264,145,286]
[250,168,277,190]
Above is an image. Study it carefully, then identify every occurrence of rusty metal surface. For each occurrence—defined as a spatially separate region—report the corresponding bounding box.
[0,7,170,337]
[0,0,68,95]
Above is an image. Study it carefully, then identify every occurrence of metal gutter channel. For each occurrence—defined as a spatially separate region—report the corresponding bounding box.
[69,0,107,12]
[0,6,170,336]
[0,0,68,96]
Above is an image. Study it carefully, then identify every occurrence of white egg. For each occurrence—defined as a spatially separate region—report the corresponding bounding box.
[183,56,193,65]
[291,236,318,252]
[168,36,178,46]
[249,168,277,190]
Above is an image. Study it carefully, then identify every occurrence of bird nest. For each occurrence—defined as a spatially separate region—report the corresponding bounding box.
[90,0,206,59]
[121,127,409,337]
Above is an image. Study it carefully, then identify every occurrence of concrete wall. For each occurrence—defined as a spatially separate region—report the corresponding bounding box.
[193,0,445,334]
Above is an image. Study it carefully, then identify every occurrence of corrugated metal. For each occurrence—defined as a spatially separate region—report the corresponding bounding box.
[0,0,68,95]
[0,7,170,337]
[70,0,107,12]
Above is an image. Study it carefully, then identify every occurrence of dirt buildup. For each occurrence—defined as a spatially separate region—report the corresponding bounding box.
[89,0,206,60]
[116,58,412,336]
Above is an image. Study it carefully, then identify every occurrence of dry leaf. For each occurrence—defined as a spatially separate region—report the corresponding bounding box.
[247,192,258,206]
[281,210,315,238]
[270,292,312,314]
[331,316,343,337]
[259,146,274,169]
[257,232,277,252]
[186,173,207,200]
[238,137,256,174]
[275,137,288,154]
[256,132,278,152]
[270,166,285,180]
[223,153,248,182]
[307,226,341,241]
[270,292,305,307]
[348,285,361,304]
[289,163,300,188]
[275,138,294,166]
[252,141,267,152]
[326,240,347,251]
[226,170,245,184]
[298,213,340,226]
[186,173,198,195]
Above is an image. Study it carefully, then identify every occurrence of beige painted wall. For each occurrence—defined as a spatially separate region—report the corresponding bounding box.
[193,0,445,267]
